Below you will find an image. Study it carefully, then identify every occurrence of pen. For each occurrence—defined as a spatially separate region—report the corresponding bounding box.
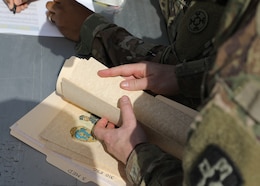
[11,4,17,14]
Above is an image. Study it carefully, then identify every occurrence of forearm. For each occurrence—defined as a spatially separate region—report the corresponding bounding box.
[126,143,183,186]
[75,13,169,66]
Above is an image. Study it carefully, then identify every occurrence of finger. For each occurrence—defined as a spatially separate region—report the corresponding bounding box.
[5,0,27,9]
[92,118,108,140]
[14,0,27,4]
[46,1,55,12]
[46,1,60,23]
[18,0,28,5]
[46,11,55,23]
[120,77,149,91]
[10,3,28,13]
[5,0,14,9]
[98,63,147,78]
[119,96,136,129]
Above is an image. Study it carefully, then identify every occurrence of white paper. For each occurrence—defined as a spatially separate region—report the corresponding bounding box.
[94,0,124,6]
[0,0,94,37]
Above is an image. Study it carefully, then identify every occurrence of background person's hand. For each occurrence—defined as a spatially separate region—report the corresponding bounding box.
[98,62,180,96]
[46,0,94,41]
[5,0,29,13]
[92,96,147,164]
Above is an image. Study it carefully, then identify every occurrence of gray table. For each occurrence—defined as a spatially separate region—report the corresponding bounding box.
[0,1,168,185]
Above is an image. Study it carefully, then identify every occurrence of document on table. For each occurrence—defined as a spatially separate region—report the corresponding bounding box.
[0,0,94,37]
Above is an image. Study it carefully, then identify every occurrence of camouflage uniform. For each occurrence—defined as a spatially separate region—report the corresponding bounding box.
[125,0,260,185]
[76,0,224,109]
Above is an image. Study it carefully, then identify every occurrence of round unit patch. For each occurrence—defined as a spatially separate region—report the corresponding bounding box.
[188,9,208,33]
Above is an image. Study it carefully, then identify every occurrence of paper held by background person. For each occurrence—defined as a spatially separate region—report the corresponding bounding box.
[10,56,198,185]
[94,0,124,6]
[0,0,94,37]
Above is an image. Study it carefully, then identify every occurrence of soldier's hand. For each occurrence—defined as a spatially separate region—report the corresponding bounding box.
[92,96,147,164]
[98,62,180,96]
[5,0,29,13]
[46,0,94,41]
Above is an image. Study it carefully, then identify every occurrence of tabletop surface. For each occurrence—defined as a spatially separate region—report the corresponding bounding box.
[0,0,168,185]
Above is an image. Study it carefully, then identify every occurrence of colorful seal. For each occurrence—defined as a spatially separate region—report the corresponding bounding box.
[70,126,96,142]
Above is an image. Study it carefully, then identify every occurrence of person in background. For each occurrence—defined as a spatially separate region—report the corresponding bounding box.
[92,0,260,185]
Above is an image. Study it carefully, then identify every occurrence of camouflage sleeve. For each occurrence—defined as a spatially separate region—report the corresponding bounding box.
[125,143,183,186]
[75,13,167,67]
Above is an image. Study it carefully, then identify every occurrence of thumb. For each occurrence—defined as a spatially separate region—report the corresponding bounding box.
[119,96,136,129]
[92,118,108,141]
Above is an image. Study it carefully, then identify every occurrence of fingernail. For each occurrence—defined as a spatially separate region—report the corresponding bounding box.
[121,81,129,88]
[121,95,129,101]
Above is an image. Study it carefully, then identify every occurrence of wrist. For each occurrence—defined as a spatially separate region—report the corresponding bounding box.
[125,142,147,165]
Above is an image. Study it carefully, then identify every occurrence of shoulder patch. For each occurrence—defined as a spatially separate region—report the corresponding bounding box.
[189,145,243,186]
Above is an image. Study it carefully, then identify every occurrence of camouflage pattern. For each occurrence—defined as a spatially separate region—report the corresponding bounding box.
[183,1,260,185]
[125,143,183,185]
[159,0,188,26]
[159,0,190,42]
[125,0,260,185]
[76,0,224,109]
